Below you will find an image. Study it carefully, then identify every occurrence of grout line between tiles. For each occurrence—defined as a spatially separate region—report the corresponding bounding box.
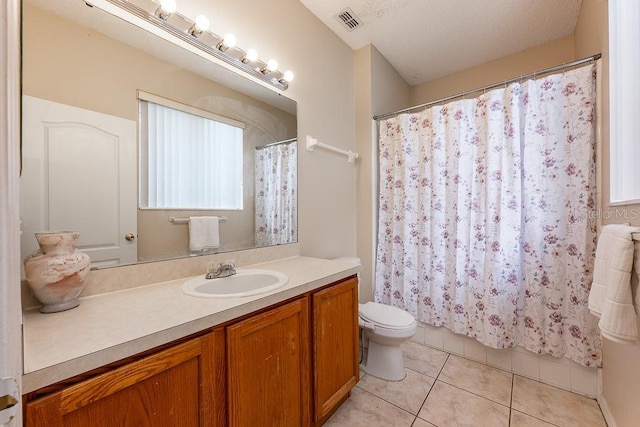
[437,352,514,408]
[350,348,603,427]
[451,352,515,377]
[405,366,438,382]
[411,353,450,427]
[513,374,601,405]
[421,341,599,400]
[510,409,563,427]
[353,383,419,420]
[434,378,511,409]
[434,352,450,379]
[508,374,514,426]
[512,375,602,426]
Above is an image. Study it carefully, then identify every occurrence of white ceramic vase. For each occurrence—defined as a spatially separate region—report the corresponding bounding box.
[24,231,91,313]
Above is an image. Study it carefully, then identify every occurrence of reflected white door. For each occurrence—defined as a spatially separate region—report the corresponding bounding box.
[21,95,137,268]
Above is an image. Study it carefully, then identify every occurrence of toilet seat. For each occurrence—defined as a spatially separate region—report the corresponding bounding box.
[359,302,416,330]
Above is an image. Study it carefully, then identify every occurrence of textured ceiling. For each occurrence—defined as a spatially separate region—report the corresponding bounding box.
[299,0,583,86]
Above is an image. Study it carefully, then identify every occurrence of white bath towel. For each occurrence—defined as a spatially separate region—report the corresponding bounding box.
[588,223,640,344]
[188,216,220,252]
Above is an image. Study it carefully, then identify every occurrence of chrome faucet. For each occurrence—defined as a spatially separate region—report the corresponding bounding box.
[205,259,236,279]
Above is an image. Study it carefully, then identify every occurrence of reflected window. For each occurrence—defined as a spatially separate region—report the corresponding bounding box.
[138,91,244,210]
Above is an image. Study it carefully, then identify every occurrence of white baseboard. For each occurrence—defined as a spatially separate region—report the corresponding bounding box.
[597,394,617,427]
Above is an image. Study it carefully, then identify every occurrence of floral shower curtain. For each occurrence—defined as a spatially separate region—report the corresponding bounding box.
[255,141,298,247]
[375,64,601,366]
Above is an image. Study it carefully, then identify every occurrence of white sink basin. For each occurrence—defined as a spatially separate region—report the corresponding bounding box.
[181,269,288,298]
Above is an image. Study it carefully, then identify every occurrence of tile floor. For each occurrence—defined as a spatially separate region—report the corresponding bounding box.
[325,341,607,427]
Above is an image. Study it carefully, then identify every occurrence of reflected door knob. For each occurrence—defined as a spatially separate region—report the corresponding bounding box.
[125,233,136,241]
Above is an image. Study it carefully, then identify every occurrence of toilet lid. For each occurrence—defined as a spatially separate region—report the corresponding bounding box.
[359,302,416,329]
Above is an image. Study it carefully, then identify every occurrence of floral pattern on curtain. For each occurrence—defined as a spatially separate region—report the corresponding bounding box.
[255,141,298,247]
[375,65,600,366]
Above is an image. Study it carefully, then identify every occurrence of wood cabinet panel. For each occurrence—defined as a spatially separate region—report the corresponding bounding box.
[25,332,223,427]
[227,298,311,427]
[65,357,199,426]
[312,277,359,423]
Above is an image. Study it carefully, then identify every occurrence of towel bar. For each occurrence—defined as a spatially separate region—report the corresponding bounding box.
[169,216,227,224]
[306,135,359,163]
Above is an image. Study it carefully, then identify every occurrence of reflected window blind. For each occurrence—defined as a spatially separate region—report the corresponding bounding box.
[140,99,244,209]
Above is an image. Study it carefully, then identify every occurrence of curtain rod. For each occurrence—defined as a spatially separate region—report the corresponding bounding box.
[255,137,297,150]
[374,53,602,121]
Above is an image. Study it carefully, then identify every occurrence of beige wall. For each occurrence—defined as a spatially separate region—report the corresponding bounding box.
[23,4,296,261]
[411,35,576,105]
[354,46,374,303]
[355,44,411,302]
[575,1,640,426]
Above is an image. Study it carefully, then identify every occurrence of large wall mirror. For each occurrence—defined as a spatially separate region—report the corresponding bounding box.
[20,0,298,270]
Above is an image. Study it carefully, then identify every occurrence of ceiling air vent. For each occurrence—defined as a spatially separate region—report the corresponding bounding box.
[335,8,363,31]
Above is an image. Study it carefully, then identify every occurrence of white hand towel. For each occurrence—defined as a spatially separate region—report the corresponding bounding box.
[588,223,640,344]
[188,216,220,252]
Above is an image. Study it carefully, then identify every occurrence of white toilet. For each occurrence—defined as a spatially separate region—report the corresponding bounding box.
[334,257,417,381]
[359,301,417,381]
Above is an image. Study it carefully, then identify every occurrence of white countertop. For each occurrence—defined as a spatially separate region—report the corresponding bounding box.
[22,256,360,393]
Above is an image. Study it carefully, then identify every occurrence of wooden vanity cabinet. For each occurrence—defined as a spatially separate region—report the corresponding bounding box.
[227,297,311,427]
[24,275,359,427]
[312,276,359,424]
[25,331,225,427]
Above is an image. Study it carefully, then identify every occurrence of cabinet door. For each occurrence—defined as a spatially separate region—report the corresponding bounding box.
[25,332,223,427]
[312,276,359,423]
[227,298,310,427]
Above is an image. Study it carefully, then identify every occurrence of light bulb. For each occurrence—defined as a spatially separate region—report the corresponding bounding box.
[194,15,210,31]
[283,70,294,82]
[155,0,176,20]
[266,59,278,72]
[160,0,177,13]
[188,14,210,37]
[217,33,237,51]
[242,48,258,63]
[260,59,278,74]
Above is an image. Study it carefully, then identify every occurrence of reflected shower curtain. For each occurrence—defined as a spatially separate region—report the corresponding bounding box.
[255,142,297,247]
[375,64,601,366]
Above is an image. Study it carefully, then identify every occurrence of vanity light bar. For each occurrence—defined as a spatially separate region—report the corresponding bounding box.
[99,0,291,91]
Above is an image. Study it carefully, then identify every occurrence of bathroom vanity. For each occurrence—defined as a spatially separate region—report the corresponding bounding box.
[21,257,360,426]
